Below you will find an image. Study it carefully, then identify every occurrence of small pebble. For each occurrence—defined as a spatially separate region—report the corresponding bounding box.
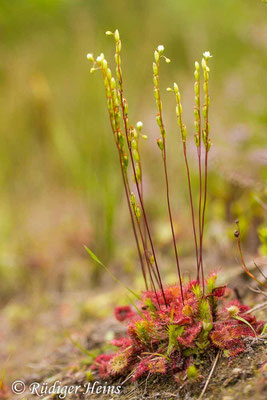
[232,367,242,375]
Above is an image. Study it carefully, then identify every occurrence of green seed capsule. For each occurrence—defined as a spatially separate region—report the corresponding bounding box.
[135,205,141,219]
[130,192,136,206]
[133,149,140,162]
[156,115,161,128]
[157,138,163,151]
[194,82,199,95]
[131,139,137,150]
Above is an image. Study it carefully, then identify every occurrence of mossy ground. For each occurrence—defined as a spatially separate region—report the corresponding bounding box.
[19,328,266,400]
[16,285,266,400]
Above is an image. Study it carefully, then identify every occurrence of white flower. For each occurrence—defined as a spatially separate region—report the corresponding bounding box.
[157,45,164,54]
[136,121,143,130]
[86,53,94,61]
[96,53,105,64]
[203,51,212,59]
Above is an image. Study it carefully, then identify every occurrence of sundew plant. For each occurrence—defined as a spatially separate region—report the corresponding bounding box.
[85,30,265,382]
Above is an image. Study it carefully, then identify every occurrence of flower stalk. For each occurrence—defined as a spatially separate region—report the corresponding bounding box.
[169,82,199,288]
[153,46,184,303]
[87,31,213,305]
[199,51,212,293]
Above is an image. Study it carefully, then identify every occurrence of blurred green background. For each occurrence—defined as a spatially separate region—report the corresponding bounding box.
[0,0,266,381]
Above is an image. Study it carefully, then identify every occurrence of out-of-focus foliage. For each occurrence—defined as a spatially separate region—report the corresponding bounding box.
[0,0,266,299]
[258,226,267,256]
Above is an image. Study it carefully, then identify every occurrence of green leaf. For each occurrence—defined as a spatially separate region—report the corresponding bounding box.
[261,323,267,335]
[233,315,257,337]
[223,349,230,358]
[67,334,100,359]
[84,246,140,300]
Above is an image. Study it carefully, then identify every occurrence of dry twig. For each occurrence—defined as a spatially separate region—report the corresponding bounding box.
[198,351,221,400]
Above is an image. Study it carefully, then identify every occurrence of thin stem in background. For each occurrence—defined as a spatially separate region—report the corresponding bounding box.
[235,220,267,288]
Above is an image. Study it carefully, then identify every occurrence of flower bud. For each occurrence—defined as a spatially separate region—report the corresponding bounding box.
[130,192,136,206]
[182,126,187,141]
[194,82,199,95]
[105,30,113,36]
[131,139,137,150]
[157,45,164,54]
[136,121,143,131]
[164,57,171,64]
[154,50,159,62]
[133,128,138,139]
[202,130,207,144]
[110,77,116,89]
[153,62,158,75]
[86,53,94,61]
[173,82,179,93]
[207,138,211,151]
[234,230,239,238]
[107,68,112,80]
[201,58,207,70]
[102,59,108,70]
[156,114,161,128]
[114,29,120,42]
[135,204,141,219]
[157,138,163,151]
[166,87,173,92]
[123,154,129,168]
[96,53,105,65]
[195,61,200,71]
[123,99,128,114]
[133,149,140,162]
[135,164,141,183]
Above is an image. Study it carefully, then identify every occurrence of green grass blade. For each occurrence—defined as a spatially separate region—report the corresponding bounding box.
[233,315,257,337]
[84,246,140,300]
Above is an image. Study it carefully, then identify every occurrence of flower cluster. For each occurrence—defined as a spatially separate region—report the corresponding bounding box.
[91,276,264,382]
